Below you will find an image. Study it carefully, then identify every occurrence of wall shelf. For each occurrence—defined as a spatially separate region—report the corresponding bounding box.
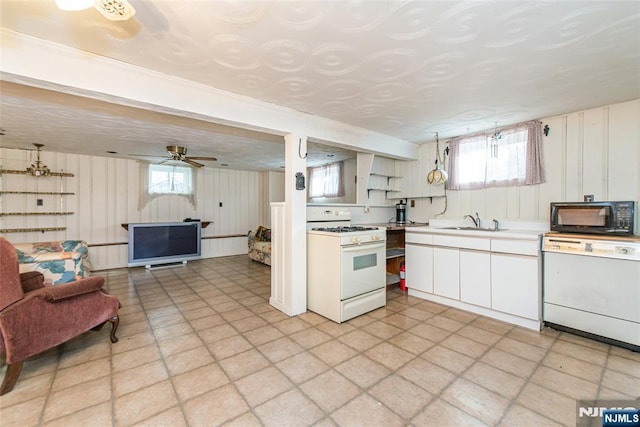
[0,212,74,216]
[0,191,75,195]
[0,227,67,233]
[367,188,401,198]
[0,169,74,177]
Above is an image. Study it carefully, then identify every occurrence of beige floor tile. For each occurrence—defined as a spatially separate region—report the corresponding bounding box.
[337,329,383,352]
[288,327,332,349]
[551,339,608,366]
[113,360,168,397]
[422,345,475,374]
[11,349,58,380]
[597,386,635,399]
[153,322,193,341]
[207,334,253,360]
[498,404,564,427]
[407,322,451,342]
[415,300,449,314]
[441,378,510,425]
[369,374,434,419]
[388,331,435,355]
[397,357,456,395]
[411,397,486,427]
[440,307,479,324]
[157,332,203,357]
[610,346,640,362]
[257,336,304,363]
[558,332,611,352]
[224,411,263,427]
[133,406,187,426]
[508,327,559,349]
[183,384,249,426]
[330,393,404,427]
[516,382,577,426]
[495,337,548,362]
[542,351,604,383]
[112,344,161,373]
[221,307,255,322]
[0,371,54,408]
[365,342,415,371]
[361,320,404,340]
[272,317,312,335]
[345,313,377,328]
[463,361,526,399]
[606,354,640,379]
[297,311,328,325]
[114,380,178,426]
[243,325,285,346]
[480,347,538,379]
[300,370,361,412]
[57,342,111,370]
[0,396,46,427]
[42,401,112,427]
[315,320,356,337]
[197,323,238,344]
[230,315,268,333]
[276,352,330,384]
[190,313,230,331]
[111,331,156,354]
[457,324,503,346]
[601,368,640,396]
[470,316,514,335]
[164,346,214,376]
[255,389,325,426]
[441,333,490,359]
[531,365,599,399]
[235,366,294,406]
[310,340,358,366]
[381,313,421,330]
[172,363,229,401]
[43,376,111,422]
[219,349,271,381]
[116,320,151,339]
[399,306,435,321]
[335,354,391,388]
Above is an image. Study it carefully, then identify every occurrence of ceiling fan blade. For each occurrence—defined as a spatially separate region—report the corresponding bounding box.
[185,156,217,161]
[183,158,204,168]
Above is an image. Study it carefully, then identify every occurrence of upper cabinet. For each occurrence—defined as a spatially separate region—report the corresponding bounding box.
[395,141,446,199]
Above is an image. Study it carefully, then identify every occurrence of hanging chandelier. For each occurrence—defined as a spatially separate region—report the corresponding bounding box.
[427,132,448,184]
[54,0,136,21]
[26,144,51,177]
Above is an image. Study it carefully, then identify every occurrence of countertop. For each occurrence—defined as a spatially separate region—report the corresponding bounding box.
[406,226,545,240]
[358,222,429,231]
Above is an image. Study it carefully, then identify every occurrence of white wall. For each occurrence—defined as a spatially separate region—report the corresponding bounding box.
[403,99,640,225]
[0,150,263,269]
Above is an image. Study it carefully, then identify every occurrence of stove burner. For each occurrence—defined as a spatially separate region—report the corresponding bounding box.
[312,226,379,233]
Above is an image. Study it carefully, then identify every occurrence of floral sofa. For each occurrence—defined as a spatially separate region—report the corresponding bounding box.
[13,240,92,285]
[248,226,271,266]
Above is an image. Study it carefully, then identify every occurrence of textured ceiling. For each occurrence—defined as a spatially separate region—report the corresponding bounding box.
[1,0,639,171]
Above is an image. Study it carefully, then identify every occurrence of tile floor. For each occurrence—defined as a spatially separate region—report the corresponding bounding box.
[1,255,638,426]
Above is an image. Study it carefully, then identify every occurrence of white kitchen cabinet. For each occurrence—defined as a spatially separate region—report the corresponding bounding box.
[460,250,491,308]
[433,247,459,299]
[491,253,539,320]
[405,243,433,293]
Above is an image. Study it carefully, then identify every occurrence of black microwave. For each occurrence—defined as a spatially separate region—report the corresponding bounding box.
[550,201,635,236]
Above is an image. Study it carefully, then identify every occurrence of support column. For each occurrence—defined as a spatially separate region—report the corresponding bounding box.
[269,133,307,316]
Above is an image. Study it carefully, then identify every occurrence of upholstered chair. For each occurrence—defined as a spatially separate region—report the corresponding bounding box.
[0,237,121,395]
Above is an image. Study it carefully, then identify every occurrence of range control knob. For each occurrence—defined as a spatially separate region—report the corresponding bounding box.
[352,237,361,244]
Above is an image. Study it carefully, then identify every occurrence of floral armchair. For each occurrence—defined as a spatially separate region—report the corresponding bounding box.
[248,226,271,266]
[13,240,91,284]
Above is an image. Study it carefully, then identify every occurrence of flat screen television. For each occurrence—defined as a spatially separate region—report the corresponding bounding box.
[128,222,202,267]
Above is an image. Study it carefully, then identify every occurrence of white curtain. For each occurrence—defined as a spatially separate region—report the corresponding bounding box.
[138,162,197,210]
[308,161,344,198]
[447,120,545,190]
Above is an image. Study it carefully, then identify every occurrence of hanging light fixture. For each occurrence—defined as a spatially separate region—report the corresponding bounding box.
[55,0,136,21]
[427,132,448,184]
[26,144,51,177]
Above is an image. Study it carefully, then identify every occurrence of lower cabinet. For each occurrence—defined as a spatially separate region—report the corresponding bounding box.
[460,250,491,308]
[491,253,539,320]
[433,247,459,299]
[405,243,433,293]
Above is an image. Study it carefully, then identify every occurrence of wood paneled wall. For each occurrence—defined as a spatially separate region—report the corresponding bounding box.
[0,151,263,270]
[406,99,640,224]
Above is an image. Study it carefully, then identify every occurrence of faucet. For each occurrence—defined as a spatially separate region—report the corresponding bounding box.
[464,212,480,228]
[492,219,499,231]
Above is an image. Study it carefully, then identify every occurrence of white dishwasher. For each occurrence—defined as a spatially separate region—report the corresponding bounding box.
[542,233,640,352]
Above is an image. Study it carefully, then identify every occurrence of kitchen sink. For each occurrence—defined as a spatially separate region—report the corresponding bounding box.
[440,226,506,232]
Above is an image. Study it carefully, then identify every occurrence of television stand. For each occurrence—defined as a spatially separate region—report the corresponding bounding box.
[145,260,188,270]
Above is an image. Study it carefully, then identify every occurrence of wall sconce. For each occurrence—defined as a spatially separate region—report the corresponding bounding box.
[26,144,51,177]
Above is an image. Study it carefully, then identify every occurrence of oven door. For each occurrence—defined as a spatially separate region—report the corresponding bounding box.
[340,242,386,300]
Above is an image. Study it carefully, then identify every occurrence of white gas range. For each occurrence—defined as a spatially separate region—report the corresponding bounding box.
[307,209,387,323]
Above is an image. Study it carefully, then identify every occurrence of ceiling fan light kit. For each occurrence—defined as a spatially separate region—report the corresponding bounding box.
[55,0,136,21]
[26,144,51,177]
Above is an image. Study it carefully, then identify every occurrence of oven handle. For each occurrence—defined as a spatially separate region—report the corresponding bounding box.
[342,242,386,252]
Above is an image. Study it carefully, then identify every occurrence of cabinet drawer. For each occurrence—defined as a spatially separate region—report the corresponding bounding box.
[406,233,434,245]
[491,239,539,256]
[433,235,490,251]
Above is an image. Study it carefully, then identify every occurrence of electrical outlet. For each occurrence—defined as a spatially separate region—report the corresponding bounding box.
[37,198,43,206]
[410,199,415,208]
[219,202,223,207]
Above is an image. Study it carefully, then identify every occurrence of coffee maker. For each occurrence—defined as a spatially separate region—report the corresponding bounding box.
[395,200,407,224]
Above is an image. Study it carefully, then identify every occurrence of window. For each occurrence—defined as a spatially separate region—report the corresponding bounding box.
[447,120,544,190]
[308,161,344,198]
[148,164,193,195]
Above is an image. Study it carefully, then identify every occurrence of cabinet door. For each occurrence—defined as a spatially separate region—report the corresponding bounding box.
[405,243,433,293]
[460,250,491,307]
[433,247,459,299]
[491,254,539,320]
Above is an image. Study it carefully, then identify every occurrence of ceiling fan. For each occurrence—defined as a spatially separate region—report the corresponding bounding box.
[54,0,136,21]
[132,145,218,168]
